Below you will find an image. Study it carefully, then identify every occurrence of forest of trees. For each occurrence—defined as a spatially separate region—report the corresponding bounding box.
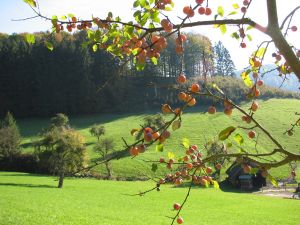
[0,31,237,117]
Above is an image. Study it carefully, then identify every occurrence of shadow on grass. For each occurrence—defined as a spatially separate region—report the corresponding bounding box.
[0,182,56,188]
[0,172,49,177]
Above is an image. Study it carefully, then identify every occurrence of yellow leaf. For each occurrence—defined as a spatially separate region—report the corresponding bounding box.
[168,152,175,159]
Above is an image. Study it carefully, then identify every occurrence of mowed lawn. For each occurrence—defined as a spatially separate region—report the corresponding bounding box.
[18,98,300,180]
[1,172,300,225]
[0,172,300,225]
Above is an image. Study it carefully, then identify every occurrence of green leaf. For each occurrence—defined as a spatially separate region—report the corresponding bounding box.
[250,168,259,175]
[217,6,224,17]
[60,15,67,20]
[226,142,233,148]
[81,41,89,49]
[139,0,147,7]
[247,34,253,41]
[220,24,227,34]
[23,0,36,7]
[182,138,190,148]
[168,152,175,159]
[164,6,172,11]
[218,126,236,141]
[92,44,98,52]
[172,120,181,131]
[231,32,240,40]
[212,83,224,94]
[234,133,244,145]
[267,174,278,187]
[232,3,239,9]
[51,15,58,25]
[151,163,158,172]
[156,143,164,152]
[246,25,254,30]
[108,12,113,18]
[133,0,140,7]
[228,11,237,16]
[45,41,54,51]
[25,34,35,44]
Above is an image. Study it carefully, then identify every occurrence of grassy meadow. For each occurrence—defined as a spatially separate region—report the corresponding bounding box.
[18,98,300,180]
[1,171,300,225]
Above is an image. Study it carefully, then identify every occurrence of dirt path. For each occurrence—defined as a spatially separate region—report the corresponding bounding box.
[255,188,299,199]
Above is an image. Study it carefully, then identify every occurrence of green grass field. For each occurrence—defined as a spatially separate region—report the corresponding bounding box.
[1,172,300,225]
[17,98,300,180]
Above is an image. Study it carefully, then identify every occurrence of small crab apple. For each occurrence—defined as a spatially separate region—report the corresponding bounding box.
[291,170,296,177]
[224,107,233,116]
[190,145,198,151]
[173,203,181,210]
[240,42,246,48]
[243,0,250,6]
[177,74,186,83]
[205,167,213,174]
[191,83,200,92]
[215,163,222,170]
[243,164,252,174]
[254,89,260,97]
[177,217,184,224]
[291,26,297,32]
[205,7,212,15]
[208,106,216,114]
[198,7,205,15]
[162,130,171,139]
[241,7,247,13]
[159,157,165,163]
[162,104,172,114]
[183,155,189,162]
[186,163,193,169]
[175,178,183,185]
[248,130,256,139]
[196,0,204,4]
[257,80,264,86]
[251,101,259,111]
[187,98,196,106]
[137,144,146,153]
[178,92,187,101]
[129,146,139,156]
[144,132,153,142]
[261,170,269,178]
[152,131,160,139]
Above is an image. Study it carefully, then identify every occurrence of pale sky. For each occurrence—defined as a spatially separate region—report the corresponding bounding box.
[0,0,299,69]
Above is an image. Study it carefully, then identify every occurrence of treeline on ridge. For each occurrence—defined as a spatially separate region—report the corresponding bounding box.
[0,31,296,118]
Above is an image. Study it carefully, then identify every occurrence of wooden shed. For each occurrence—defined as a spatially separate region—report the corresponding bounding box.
[226,162,266,191]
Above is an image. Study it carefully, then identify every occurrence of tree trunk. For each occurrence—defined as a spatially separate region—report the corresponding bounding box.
[105,162,112,179]
[58,171,64,188]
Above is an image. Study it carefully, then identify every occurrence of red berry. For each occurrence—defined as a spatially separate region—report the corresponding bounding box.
[173,203,181,210]
[240,42,246,48]
[177,217,184,224]
[243,0,250,6]
[196,0,204,4]
[205,7,212,16]
[198,7,205,15]
[257,80,264,86]
[291,26,297,32]
[248,130,256,139]
[177,74,186,83]
[241,7,247,13]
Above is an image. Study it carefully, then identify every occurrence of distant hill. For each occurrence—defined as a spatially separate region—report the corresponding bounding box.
[235,64,299,93]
